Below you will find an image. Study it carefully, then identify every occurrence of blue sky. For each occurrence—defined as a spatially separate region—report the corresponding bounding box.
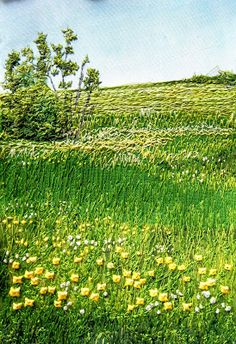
[0,0,236,86]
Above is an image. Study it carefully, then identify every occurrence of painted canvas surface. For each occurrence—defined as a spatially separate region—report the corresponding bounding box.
[0,1,235,343]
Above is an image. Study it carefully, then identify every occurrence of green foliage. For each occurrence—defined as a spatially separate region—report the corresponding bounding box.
[0,85,59,140]
[1,28,101,140]
[188,70,236,85]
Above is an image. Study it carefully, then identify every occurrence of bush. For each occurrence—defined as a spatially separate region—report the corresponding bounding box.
[0,85,60,140]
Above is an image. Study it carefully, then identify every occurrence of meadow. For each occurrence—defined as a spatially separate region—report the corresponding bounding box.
[0,80,236,343]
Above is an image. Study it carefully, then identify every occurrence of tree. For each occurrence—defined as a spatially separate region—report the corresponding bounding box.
[2,28,101,140]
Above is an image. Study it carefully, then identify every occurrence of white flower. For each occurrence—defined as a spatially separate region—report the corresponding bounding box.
[210,297,216,304]
[94,241,98,247]
[154,301,160,307]
[103,292,108,297]
[74,247,77,250]
[146,304,153,311]
[202,291,210,298]
[170,293,177,300]
[156,310,161,315]
[199,304,204,310]
[76,241,81,246]
[176,290,183,297]
[225,306,231,312]
[68,235,73,241]
[67,302,72,306]
[25,253,30,258]
[74,286,78,291]
[80,309,85,315]
[3,259,8,264]
[215,308,220,314]
[60,283,66,288]
[196,294,201,300]
[66,281,70,287]
[84,240,89,245]
[15,254,19,259]
[195,307,200,313]
[90,240,95,245]
[76,235,81,240]
[63,306,68,311]
[9,259,13,264]
[22,256,26,261]
[5,251,10,256]
[62,249,66,253]
[221,303,226,308]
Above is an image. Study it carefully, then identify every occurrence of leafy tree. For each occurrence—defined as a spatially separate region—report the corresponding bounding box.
[2,28,101,140]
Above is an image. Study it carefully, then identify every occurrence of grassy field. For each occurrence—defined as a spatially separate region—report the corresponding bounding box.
[0,80,236,343]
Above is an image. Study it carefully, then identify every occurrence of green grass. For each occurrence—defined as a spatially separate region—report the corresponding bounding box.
[0,80,236,343]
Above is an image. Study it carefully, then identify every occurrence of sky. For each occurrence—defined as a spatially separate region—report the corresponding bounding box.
[0,0,236,86]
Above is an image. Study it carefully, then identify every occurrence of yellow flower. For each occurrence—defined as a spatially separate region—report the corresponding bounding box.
[45,271,55,280]
[220,286,230,295]
[96,258,104,266]
[21,219,27,225]
[199,281,209,290]
[148,270,155,277]
[52,257,60,266]
[134,281,141,289]
[12,261,20,270]
[206,278,216,287]
[115,246,123,253]
[90,293,99,302]
[168,263,177,271]
[97,283,106,291]
[112,275,121,283]
[31,277,40,286]
[124,278,134,287]
[12,276,23,284]
[48,286,56,294]
[24,298,34,307]
[149,289,158,297]
[198,268,207,275]
[9,287,20,297]
[70,274,79,283]
[156,257,164,265]
[159,293,168,302]
[194,255,203,262]
[209,269,217,276]
[81,287,90,296]
[121,252,129,259]
[224,264,233,271]
[74,257,83,264]
[136,297,145,305]
[164,257,173,264]
[24,270,34,279]
[140,278,146,285]
[23,241,28,247]
[26,256,37,264]
[107,262,114,269]
[127,304,136,312]
[132,272,141,280]
[182,303,192,311]
[163,302,173,311]
[35,267,44,275]
[39,287,48,295]
[54,300,62,308]
[182,276,191,282]
[58,291,68,301]
[123,270,132,277]
[178,264,187,271]
[12,302,23,310]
